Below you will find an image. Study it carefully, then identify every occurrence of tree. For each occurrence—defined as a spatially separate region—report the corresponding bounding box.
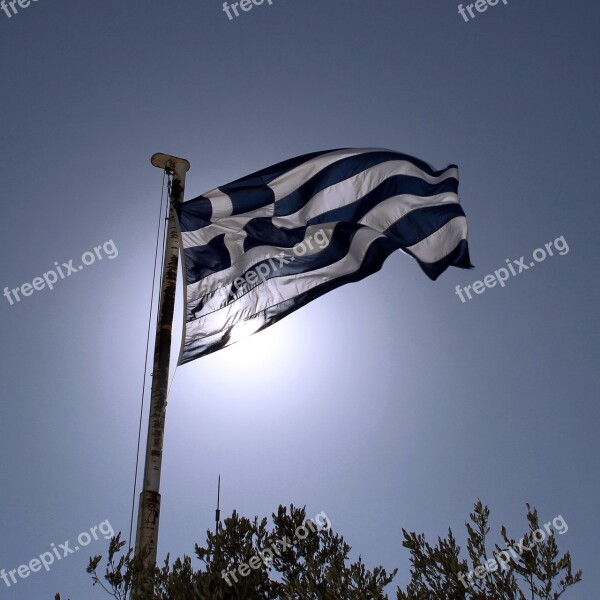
[397,500,581,600]
[56,501,581,600]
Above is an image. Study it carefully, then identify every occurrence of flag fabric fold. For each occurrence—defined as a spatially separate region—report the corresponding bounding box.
[176,148,472,364]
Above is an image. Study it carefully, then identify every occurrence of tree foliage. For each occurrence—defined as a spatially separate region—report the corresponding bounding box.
[56,501,581,600]
[397,500,581,600]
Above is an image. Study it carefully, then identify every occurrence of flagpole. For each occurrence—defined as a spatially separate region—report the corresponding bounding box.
[134,153,190,582]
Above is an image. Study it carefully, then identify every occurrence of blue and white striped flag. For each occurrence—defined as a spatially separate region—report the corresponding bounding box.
[176,148,472,363]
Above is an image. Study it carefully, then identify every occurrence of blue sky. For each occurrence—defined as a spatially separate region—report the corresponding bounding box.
[0,0,598,597]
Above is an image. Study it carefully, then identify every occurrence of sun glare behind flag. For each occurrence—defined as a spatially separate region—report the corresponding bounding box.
[176,148,472,364]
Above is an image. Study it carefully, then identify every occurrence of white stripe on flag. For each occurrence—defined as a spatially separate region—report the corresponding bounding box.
[358,192,459,231]
[271,161,458,228]
[205,188,233,220]
[407,216,468,263]
[267,148,388,202]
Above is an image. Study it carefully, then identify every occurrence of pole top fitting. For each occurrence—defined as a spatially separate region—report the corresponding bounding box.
[151,153,191,176]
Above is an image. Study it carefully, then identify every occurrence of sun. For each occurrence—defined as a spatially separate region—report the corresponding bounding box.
[228,319,265,345]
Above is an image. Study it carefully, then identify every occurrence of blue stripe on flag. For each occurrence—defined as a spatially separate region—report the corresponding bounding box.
[183,234,231,282]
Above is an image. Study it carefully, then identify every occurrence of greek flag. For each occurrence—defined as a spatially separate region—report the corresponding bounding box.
[176,148,472,364]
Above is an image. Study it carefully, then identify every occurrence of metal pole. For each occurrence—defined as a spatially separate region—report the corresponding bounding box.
[215,475,221,534]
[134,153,190,576]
